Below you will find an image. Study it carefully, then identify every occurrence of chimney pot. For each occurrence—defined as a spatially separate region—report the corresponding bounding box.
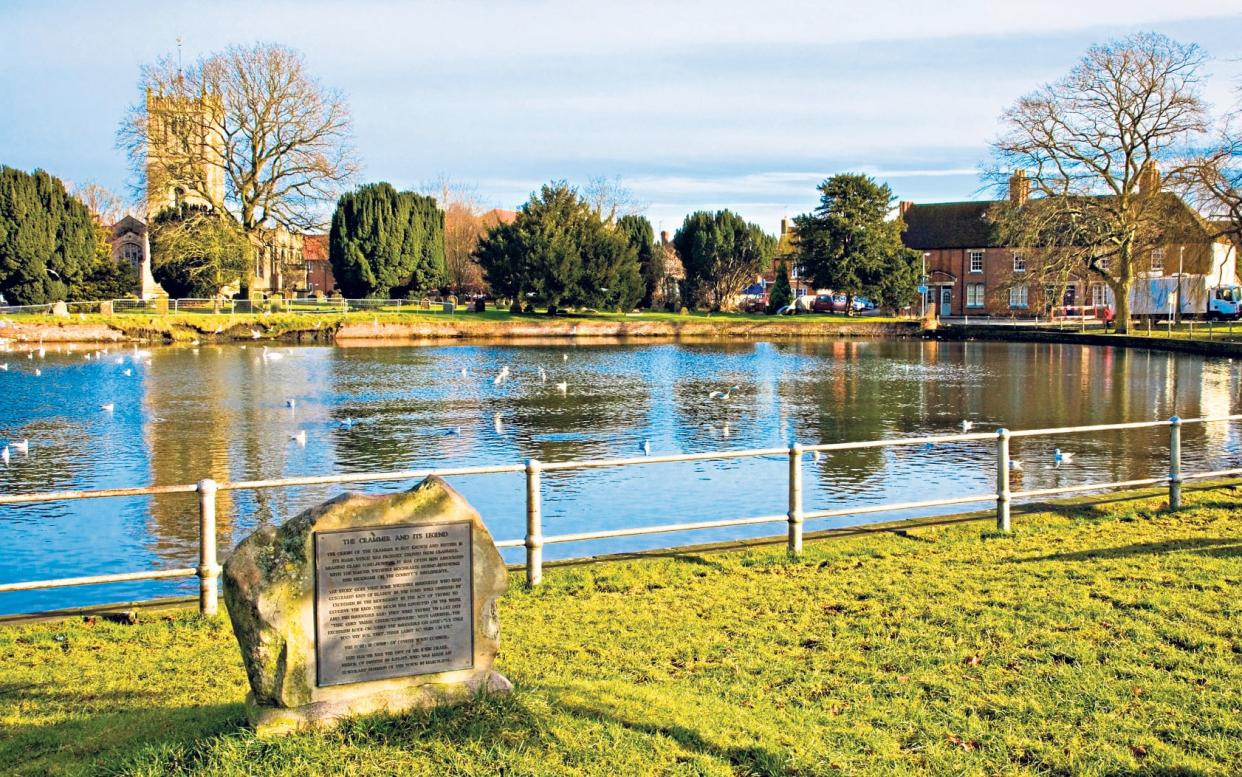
[1138,160,1161,196]
[1008,170,1030,206]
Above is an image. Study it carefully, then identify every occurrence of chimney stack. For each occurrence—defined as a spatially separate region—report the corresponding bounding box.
[1138,160,1161,196]
[1008,169,1030,206]
[898,200,913,219]
[659,230,670,245]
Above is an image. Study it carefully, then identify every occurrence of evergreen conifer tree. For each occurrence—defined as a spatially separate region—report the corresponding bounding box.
[767,264,793,313]
[328,183,445,298]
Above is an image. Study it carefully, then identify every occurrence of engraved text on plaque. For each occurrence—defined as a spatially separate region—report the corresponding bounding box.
[314,521,473,686]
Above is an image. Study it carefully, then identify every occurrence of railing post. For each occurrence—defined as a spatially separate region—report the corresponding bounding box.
[1169,416,1182,510]
[996,428,1011,532]
[787,442,804,555]
[197,479,221,615]
[525,459,543,587]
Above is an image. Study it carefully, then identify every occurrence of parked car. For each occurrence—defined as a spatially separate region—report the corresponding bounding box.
[739,295,767,313]
[810,294,836,313]
[832,294,868,313]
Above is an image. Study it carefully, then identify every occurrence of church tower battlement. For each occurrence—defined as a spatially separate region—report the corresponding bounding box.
[144,88,226,217]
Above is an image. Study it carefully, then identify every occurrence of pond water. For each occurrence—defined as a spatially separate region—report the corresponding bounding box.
[1,338,1239,615]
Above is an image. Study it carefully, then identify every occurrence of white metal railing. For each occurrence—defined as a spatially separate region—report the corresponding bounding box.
[0,297,467,318]
[1,415,1239,616]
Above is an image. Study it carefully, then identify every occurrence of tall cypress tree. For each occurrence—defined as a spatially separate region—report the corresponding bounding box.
[0,166,100,304]
[617,214,657,307]
[328,183,446,298]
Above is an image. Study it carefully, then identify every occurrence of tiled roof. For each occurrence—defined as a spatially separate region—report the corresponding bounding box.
[902,193,1227,251]
[482,208,518,226]
[901,201,999,250]
[303,234,329,261]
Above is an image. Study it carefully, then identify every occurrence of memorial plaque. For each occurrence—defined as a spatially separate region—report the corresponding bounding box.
[314,520,474,686]
[224,478,511,735]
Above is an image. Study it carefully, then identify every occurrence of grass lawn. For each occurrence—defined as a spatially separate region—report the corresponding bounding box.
[1,488,1239,775]
[1109,320,1242,345]
[972,319,1242,346]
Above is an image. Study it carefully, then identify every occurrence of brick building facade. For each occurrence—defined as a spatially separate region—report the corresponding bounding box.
[302,234,335,294]
[900,169,1237,318]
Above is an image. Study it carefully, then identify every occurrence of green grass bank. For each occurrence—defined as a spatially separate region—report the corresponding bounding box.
[2,488,1239,775]
[0,309,916,345]
[932,321,1242,359]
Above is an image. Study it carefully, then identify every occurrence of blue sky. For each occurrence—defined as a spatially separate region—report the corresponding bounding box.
[2,1,1241,233]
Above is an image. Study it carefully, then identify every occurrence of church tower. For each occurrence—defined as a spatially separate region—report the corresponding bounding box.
[144,88,226,217]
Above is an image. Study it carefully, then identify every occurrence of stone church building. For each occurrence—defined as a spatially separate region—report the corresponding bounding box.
[107,89,327,299]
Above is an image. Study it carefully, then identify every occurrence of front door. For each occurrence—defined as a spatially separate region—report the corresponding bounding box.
[940,287,952,317]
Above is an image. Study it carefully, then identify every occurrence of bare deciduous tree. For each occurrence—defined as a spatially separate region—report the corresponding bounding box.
[119,42,358,287]
[987,32,1209,332]
[583,175,644,225]
[70,182,127,225]
[1188,85,1242,247]
[420,175,488,294]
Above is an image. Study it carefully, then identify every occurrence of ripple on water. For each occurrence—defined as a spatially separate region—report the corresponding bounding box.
[0,338,1238,614]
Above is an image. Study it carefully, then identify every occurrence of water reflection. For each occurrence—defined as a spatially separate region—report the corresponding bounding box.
[0,338,1238,614]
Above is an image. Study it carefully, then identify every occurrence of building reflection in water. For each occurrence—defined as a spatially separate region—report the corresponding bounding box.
[3,337,1239,614]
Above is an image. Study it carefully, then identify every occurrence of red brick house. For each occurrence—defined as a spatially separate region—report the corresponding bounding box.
[900,169,1237,318]
[302,234,335,294]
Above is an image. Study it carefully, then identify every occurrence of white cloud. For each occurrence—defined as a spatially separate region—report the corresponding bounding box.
[2,1,1240,229]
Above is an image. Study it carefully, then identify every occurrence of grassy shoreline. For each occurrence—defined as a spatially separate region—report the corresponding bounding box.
[934,323,1242,358]
[2,487,1239,775]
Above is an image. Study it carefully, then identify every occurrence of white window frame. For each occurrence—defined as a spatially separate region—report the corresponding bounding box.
[1091,283,1108,308]
[968,250,984,274]
[1012,253,1025,273]
[1150,248,1165,271]
[1008,284,1029,308]
[966,283,986,308]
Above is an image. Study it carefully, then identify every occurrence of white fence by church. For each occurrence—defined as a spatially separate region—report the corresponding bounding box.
[1,414,1240,618]
[0,297,465,318]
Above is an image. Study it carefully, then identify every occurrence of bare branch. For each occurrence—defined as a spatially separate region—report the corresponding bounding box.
[119,42,359,243]
[985,32,1210,332]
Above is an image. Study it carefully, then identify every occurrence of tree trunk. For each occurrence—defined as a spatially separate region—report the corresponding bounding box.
[1109,278,1132,334]
[1117,282,1137,335]
[1111,241,1136,334]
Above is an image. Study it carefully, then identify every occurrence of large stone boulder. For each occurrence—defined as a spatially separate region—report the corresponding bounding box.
[223,476,510,736]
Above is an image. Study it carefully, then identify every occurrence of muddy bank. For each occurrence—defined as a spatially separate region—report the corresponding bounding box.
[0,315,921,346]
[332,317,918,341]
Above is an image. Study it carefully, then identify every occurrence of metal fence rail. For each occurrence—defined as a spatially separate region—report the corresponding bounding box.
[1,414,1239,616]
